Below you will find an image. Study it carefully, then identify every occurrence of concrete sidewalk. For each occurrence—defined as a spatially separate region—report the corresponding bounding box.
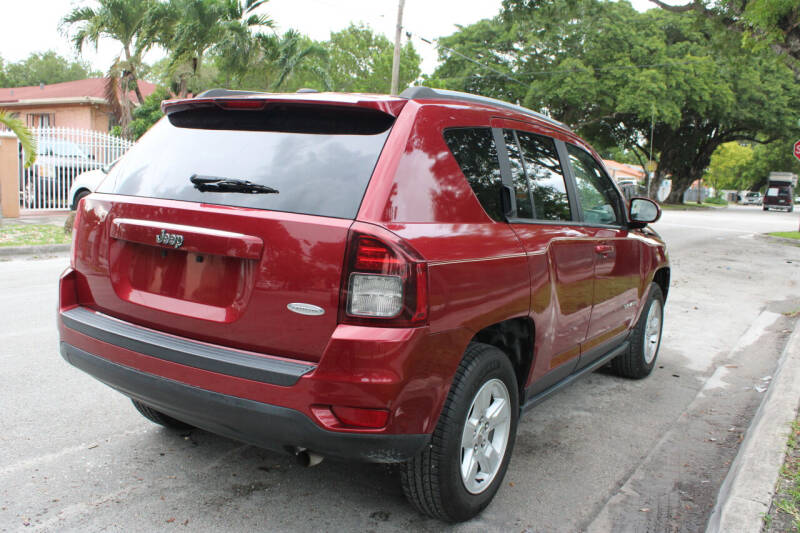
[1,212,69,226]
[706,324,800,532]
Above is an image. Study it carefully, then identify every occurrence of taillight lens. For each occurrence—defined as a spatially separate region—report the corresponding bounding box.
[354,237,402,271]
[70,198,84,268]
[348,274,403,317]
[340,231,428,327]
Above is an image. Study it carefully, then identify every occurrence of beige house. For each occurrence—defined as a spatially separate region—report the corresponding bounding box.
[602,159,646,184]
[0,78,156,132]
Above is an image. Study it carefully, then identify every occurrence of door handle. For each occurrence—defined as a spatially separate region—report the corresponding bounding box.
[595,244,614,256]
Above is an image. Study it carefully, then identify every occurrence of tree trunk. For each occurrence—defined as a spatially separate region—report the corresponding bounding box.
[655,123,723,204]
[178,75,188,99]
[124,44,145,105]
[666,186,686,204]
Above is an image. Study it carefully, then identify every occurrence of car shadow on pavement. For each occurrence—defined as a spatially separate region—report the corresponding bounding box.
[135,425,462,531]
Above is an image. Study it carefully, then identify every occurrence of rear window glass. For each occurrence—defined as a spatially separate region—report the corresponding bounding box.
[443,128,504,221]
[97,106,393,219]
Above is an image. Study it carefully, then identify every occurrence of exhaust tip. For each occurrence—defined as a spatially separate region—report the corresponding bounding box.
[294,448,324,467]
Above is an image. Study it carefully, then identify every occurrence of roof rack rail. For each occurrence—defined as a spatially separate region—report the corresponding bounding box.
[399,86,570,131]
[194,88,265,98]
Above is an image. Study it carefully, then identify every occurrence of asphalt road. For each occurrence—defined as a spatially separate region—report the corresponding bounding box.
[2,205,799,532]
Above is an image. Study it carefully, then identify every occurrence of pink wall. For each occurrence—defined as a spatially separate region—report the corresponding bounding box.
[0,103,113,132]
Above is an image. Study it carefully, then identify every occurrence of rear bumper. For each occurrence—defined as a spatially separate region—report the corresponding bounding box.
[60,341,429,462]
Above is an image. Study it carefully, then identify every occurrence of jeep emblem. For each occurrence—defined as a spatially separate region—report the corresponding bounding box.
[155,229,184,248]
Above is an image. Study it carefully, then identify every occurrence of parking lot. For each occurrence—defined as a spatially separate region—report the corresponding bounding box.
[2,205,799,532]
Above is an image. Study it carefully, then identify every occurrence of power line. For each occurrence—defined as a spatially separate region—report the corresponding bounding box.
[416,36,526,85]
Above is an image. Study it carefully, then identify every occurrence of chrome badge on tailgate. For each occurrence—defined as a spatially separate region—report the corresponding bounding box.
[155,229,184,248]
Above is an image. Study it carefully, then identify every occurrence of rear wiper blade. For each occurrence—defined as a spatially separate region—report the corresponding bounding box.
[190,174,279,194]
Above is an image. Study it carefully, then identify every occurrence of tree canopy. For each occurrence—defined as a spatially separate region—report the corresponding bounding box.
[0,52,97,88]
[649,0,800,76]
[62,0,158,104]
[428,0,800,202]
[146,0,272,96]
[322,24,421,93]
[209,23,421,94]
[703,142,754,192]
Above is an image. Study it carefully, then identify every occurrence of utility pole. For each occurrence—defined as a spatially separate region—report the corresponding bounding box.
[390,0,406,95]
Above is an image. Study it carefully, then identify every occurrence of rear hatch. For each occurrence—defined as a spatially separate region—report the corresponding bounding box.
[72,94,403,363]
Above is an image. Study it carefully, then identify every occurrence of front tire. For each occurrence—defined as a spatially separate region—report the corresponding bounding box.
[72,189,90,211]
[612,283,664,379]
[401,343,519,522]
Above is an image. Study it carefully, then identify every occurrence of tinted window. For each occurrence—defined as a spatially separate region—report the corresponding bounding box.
[97,114,392,219]
[567,144,622,226]
[443,128,504,221]
[502,130,533,219]
[516,131,572,221]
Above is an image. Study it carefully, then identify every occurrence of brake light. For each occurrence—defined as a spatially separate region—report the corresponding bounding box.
[340,231,428,327]
[216,99,267,110]
[354,237,402,271]
[161,97,267,114]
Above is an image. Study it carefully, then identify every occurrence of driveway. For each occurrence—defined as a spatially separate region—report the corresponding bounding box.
[2,206,799,532]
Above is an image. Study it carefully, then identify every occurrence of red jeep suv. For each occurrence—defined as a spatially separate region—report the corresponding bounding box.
[58,86,669,522]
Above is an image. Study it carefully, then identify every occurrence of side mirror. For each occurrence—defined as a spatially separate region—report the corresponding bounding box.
[629,197,661,228]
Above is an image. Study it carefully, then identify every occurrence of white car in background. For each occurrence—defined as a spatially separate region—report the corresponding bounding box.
[739,191,762,205]
[68,159,118,210]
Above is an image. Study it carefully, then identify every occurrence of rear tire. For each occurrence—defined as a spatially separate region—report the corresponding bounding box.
[612,283,664,379]
[400,343,519,522]
[131,399,194,430]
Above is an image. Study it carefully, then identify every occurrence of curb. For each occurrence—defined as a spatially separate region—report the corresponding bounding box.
[0,244,71,257]
[706,324,800,532]
[761,234,800,246]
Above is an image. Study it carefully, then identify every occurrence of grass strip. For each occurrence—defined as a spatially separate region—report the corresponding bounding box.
[0,224,70,247]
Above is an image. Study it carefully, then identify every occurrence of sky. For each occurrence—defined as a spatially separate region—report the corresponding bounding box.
[0,0,657,78]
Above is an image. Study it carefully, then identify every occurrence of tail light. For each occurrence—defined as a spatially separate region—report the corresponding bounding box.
[59,268,79,311]
[339,228,428,327]
[70,198,84,268]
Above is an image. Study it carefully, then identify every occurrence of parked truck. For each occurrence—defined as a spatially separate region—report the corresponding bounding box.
[763,172,796,212]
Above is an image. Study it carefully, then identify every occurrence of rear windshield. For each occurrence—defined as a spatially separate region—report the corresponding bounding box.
[97,105,394,219]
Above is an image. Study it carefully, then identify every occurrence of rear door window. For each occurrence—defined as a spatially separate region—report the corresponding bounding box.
[97,106,394,219]
[443,128,505,221]
[502,130,534,219]
[514,131,572,221]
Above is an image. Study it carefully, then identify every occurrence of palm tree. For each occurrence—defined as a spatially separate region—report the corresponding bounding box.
[261,30,330,91]
[104,59,135,136]
[61,0,157,104]
[0,113,35,168]
[151,0,272,97]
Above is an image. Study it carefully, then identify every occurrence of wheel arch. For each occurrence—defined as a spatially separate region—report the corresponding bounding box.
[652,267,670,302]
[469,317,535,400]
[71,188,90,211]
